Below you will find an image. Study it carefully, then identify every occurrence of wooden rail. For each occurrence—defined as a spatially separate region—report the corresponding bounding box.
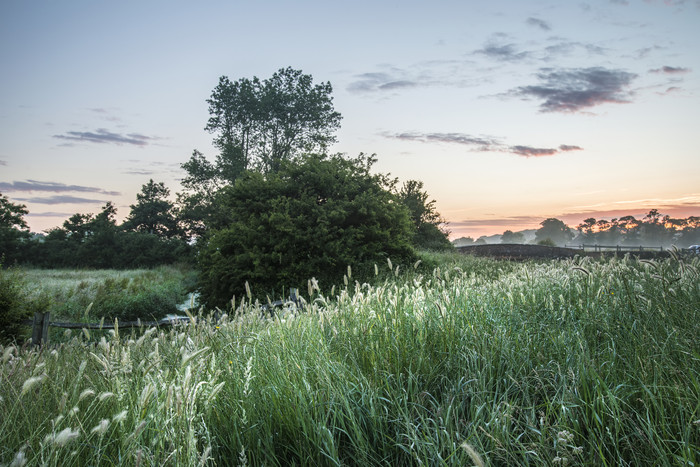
[23,289,301,346]
[565,244,665,252]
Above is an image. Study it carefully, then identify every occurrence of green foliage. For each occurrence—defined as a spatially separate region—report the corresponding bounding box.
[196,153,416,309]
[537,237,556,247]
[396,180,452,250]
[0,265,31,342]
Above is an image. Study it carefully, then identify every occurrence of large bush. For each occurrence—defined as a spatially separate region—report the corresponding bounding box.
[0,265,31,342]
[197,154,416,309]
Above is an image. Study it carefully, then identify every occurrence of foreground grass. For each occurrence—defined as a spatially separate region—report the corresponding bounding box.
[1,253,699,465]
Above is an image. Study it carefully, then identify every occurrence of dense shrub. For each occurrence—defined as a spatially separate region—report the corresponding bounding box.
[197,154,416,309]
[0,265,30,342]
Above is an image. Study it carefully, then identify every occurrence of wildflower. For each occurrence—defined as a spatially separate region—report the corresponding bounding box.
[79,389,96,401]
[460,443,484,467]
[21,375,46,396]
[91,419,110,435]
[10,449,27,467]
[98,391,115,401]
[52,427,80,446]
[112,410,128,423]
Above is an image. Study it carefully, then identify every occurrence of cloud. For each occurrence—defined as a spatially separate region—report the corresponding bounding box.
[0,160,6,166]
[512,67,637,112]
[383,132,583,157]
[26,211,75,218]
[508,146,559,157]
[475,42,530,62]
[346,60,482,94]
[559,145,584,151]
[649,66,691,74]
[388,131,502,151]
[53,128,156,146]
[526,17,551,30]
[451,216,543,228]
[14,195,108,205]
[0,180,120,196]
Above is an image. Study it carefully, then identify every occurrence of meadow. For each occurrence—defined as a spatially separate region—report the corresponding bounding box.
[1,252,698,466]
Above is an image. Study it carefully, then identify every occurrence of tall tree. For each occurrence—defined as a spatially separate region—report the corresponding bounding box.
[205,67,342,175]
[125,179,180,238]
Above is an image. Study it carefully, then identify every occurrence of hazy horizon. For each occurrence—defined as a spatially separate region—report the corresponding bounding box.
[2,1,698,239]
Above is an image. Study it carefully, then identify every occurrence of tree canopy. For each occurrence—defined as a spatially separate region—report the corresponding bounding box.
[205,67,342,175]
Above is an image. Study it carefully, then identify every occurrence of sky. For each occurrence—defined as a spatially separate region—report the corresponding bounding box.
[1,0,699,240]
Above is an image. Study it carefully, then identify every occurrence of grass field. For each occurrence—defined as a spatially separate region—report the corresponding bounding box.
[1,252,699,465]
[19,266,196,325]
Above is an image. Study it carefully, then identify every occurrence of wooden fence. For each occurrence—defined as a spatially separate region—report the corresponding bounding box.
[565,244,666,253]
[23,289,301,346]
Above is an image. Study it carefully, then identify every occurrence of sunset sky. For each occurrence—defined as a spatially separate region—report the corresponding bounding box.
[1,0,698,239]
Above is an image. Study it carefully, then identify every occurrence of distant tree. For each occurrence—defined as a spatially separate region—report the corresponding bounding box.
[124,179,180,238]
[0,193,30,263]
[396,180,451,250]
[501,230,524,244]
[452,236,475,247]
[196,153,416,309]
[534,218,574,247]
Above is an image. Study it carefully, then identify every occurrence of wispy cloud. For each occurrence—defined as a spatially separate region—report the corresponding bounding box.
[347,72,418,93]
[26,211,75,218]
[0,160,6,166]
[526,17,551,31]
[475,42,531,62]
[53,128,157,146]
[346,60,481,94]
[649,66,691,74]
[451,216,543,228]
[511,67,637,112]
[388,132,501,151]
[14,195,108,205]
[0,180,120,196]
[383,131,583,157]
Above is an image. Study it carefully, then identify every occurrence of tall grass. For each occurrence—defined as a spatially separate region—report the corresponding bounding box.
[20,266,196,323]
[1,253,698,465]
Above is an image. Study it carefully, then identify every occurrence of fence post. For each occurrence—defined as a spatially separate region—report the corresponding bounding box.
[31,312,50,346]
[289,288,302,310]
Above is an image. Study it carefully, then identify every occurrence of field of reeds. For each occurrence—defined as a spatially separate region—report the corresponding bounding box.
[1,252,699,466]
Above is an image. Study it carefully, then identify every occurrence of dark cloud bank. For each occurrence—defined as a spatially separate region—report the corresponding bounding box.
[513,67,637,112]
[385,132,582,157]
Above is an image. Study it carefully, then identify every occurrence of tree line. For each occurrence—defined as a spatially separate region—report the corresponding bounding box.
[455,213,700,248]
[1,67,452,307]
